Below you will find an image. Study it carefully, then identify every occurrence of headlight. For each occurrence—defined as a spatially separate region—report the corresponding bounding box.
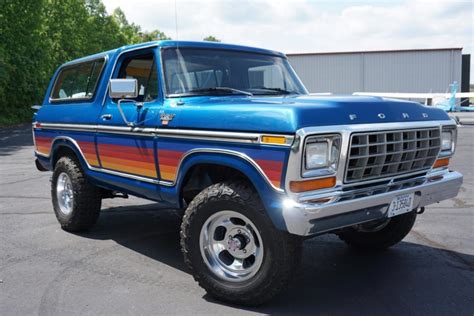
[303,135,341,177]
[441,131,452,151]
[305,142,328,169]
[440,127,456,156]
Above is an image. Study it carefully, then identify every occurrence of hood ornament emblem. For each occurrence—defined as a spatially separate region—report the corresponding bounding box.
[402,113,410,119]
[349,114,357,120]
[378,113,386,119]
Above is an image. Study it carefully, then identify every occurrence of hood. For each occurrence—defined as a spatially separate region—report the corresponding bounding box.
[165,95,451,134]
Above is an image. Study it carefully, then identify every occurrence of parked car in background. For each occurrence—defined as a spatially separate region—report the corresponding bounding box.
[33,41,463,305]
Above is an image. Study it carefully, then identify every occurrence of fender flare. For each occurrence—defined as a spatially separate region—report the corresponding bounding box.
[49,137,91,171]
[174,149,283,192]
[172,150,288,230]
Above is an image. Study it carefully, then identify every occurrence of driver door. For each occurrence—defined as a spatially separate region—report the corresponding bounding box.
[96,48,160,182]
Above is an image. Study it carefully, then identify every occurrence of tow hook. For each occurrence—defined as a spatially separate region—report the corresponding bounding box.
[417,207,425,215]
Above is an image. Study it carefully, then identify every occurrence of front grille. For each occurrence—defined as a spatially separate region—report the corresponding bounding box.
[345,128,441,183]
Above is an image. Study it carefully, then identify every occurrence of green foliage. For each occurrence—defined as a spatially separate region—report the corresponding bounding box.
[112,8,171,44]
[203,35,221,42]
[0,0,48,125]
[0,0,170,125]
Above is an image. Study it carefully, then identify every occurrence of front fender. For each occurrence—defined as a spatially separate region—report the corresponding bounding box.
[160,151,289,231]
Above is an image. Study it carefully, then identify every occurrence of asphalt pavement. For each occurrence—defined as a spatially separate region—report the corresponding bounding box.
[1,123,473,315]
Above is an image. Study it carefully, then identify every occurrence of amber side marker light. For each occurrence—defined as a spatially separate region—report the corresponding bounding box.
[433,158,450,169]
[261,135,287,145]
[290,176,336,193]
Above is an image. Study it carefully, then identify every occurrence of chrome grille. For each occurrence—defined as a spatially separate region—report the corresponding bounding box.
[345,128,441,183]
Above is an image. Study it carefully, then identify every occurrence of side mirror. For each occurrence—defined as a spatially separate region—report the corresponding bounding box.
[109,79,138,99]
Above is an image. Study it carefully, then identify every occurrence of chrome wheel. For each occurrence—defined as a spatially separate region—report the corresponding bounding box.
[199,210,264,282]
[56,172,74,215]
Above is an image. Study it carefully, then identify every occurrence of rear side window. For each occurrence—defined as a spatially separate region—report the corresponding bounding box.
[51,59,105,101]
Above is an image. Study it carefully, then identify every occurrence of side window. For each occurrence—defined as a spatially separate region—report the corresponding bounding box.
[117,53,158,102]
[51,59,105,101]
[248,64,285,89]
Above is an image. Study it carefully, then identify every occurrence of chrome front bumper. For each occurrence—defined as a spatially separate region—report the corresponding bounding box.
[282,171,463,236]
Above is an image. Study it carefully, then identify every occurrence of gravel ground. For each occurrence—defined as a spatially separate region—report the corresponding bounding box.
[1,123,473,315]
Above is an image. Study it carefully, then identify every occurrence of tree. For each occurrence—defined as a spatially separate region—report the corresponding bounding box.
[84,0,127,54]
[112,8,141,44]
[112,7,170,44]
[203,35,220,42]
[0,0,49,124]
[43,0,90,69]
[0,0,171,125]
[139,30,171,42]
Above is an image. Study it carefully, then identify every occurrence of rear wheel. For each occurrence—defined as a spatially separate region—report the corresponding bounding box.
[52,156,102,232]
[337,210,417,250]
[180,181,302,306]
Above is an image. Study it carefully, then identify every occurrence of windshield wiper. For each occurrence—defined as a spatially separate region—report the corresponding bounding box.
[185,87,253,96]
[252,87,295,95]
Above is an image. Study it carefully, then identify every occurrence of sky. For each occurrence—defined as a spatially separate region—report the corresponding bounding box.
[102,0,473,82]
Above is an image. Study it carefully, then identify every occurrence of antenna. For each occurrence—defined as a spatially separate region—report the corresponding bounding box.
[174,0,179,41]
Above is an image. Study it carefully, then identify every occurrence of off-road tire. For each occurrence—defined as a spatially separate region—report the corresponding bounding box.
[180,181,302,306]
[52,156,102,232]
[337,210,417,250]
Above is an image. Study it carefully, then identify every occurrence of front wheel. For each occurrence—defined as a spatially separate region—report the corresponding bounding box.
[180,181,302,306]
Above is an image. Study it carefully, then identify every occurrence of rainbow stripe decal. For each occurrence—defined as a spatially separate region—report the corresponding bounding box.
[157,139,287,188]
[34,130,100,167]
[34,129,287,188]
[78,139,100,167]
[97,135,157,178]
[35,134,53,156]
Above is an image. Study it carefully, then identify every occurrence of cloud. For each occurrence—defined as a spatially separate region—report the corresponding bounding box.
[102,0,473,80]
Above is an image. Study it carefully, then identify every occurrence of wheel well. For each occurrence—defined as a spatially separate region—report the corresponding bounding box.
[52,145,79,168]
[180,164,256,205]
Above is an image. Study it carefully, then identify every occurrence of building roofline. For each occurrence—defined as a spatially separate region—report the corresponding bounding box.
[286,47,463,57]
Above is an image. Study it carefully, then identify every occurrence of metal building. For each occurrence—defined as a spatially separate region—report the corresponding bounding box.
[287,48,468,94]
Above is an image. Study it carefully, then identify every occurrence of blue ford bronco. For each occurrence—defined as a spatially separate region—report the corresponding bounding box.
[33,41,463,305]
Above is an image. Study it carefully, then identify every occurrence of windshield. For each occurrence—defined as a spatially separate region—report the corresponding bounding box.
[162,47,308,97]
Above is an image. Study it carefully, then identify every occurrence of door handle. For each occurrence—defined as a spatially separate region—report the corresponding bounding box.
[101,114,112,120]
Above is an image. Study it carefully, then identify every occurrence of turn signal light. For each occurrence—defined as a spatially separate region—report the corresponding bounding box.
[290,176,336,193]
[433,158,449,169]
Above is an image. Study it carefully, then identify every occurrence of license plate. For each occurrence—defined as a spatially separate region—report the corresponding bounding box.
[388,193,414,218]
